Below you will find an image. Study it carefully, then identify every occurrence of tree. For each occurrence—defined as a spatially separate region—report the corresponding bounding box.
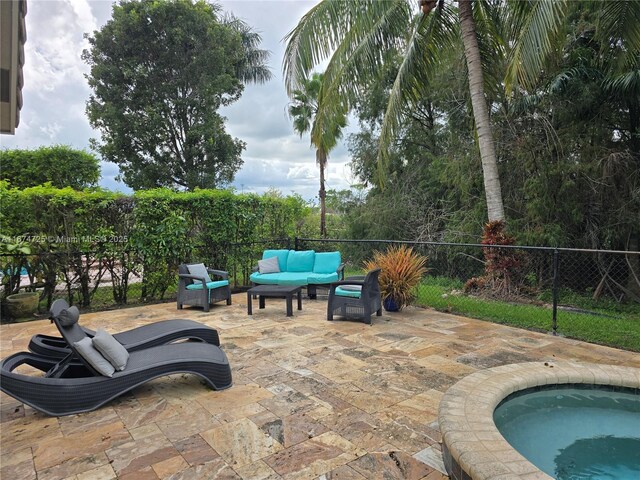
[288,72,346,237]
[283,0,639,226]
[84,0,272,191]
[0,145,100,189]
[284,0,507,221]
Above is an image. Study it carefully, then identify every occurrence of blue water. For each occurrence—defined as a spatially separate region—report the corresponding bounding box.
[494,386,640,479]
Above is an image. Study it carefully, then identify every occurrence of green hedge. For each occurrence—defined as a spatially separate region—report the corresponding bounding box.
[0,184,309,308]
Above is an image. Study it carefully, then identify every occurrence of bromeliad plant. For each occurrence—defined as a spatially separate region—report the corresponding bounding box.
[365,245,428,311]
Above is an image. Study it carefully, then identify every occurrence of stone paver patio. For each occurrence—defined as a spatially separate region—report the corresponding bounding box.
[1,294,638,480]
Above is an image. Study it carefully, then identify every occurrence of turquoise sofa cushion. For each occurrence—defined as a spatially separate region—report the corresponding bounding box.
[250,272,309,286]
[263,250,290,272]
[335,286,361,298]
[307,272,339,284]
[286,250,315,272]
[186,280,230,291]
[313,251,341,274]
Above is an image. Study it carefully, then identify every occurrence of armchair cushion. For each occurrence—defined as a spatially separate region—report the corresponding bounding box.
[313,252,341,274]
[286,250,315,272]
[187,263,211,284]
[258,256,280,274]
[263,250,290,272]
[185,280,230,291]
[335,286,362,298]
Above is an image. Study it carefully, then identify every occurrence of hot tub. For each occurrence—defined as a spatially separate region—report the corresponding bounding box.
[438,362,640,480]
[494,385,639,479]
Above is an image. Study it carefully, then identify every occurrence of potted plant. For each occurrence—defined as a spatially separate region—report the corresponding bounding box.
[365,245,427,311]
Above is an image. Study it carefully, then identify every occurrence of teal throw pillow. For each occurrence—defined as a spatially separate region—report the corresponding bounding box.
[287,250,315,272]
[263,250,290,272]
[312,251,341,274]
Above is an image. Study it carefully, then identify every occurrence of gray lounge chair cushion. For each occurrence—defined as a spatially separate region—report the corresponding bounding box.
[73,337,115,377]
[187,263,212,284]
[92,329,129,371]
[57,306,80,326]
[258,256,280,274]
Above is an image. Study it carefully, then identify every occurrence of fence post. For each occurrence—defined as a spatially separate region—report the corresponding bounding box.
[294,237,299,251]
[551,248,559,336]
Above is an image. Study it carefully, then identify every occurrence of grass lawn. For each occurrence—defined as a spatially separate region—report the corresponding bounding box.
[415,277,640,352]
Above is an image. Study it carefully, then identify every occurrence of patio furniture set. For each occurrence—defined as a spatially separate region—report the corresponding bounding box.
[178,249,383,323]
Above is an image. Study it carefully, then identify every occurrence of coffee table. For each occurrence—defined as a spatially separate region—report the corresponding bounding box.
[247,285,303,317]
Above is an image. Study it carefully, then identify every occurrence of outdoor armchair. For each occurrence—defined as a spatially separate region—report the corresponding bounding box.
[178,263,232,312]
[327,268,382,325]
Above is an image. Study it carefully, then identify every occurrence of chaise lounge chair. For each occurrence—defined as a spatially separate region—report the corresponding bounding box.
[0,300,232,416]
[29,314,220,360]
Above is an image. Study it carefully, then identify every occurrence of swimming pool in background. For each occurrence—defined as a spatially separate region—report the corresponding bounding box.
[494,385,640,479]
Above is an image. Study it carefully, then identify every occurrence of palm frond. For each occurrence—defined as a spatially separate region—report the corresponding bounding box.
[376,4,458,187]
[473,0,510,99]
[283,0,359,94]
[604,69,640,98]
[283,0,411,95]
[505,0,568,94]
[222,13,273,84]
[594,0,640,74]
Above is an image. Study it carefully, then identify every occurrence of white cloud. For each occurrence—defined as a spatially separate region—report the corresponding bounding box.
[39,122,62,140]
[287,165,316,180]
[2,0,359,202]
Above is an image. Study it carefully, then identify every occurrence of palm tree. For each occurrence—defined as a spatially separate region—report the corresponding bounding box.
[222,13,273,85]
[284,0,639,224]
[284,0,509,221]
[288,72,347,237]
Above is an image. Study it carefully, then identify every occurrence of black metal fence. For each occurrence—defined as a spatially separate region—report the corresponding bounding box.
[297,238,640,349]
[2,237,638,349]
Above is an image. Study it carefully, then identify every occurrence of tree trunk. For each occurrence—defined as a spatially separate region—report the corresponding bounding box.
[317,149,327,237]
[458,0,505,222]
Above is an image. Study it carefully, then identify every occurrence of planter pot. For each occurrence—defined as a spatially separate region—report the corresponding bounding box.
[383,297,400,312]
[5,292,40,320]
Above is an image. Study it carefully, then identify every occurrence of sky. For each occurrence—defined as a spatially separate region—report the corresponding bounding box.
[0,0,359,201]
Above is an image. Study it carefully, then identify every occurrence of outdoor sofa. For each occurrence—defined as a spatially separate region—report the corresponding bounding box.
[250,249,344,297]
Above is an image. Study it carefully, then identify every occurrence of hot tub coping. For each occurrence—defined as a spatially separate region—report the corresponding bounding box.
[438,361,640,480]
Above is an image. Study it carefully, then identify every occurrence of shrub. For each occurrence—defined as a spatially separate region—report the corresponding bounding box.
[364,245,428,310]
[464,220,528,297]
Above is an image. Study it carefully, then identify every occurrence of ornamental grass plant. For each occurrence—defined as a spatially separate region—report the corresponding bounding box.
[365,245,428,310]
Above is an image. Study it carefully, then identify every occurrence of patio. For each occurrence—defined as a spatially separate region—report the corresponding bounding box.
[1,294,638,480]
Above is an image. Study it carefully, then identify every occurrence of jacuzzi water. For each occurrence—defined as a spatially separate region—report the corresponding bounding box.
[493,386,640,479]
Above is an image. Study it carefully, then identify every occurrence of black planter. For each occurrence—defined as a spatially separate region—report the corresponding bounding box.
[383,297,399,312]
